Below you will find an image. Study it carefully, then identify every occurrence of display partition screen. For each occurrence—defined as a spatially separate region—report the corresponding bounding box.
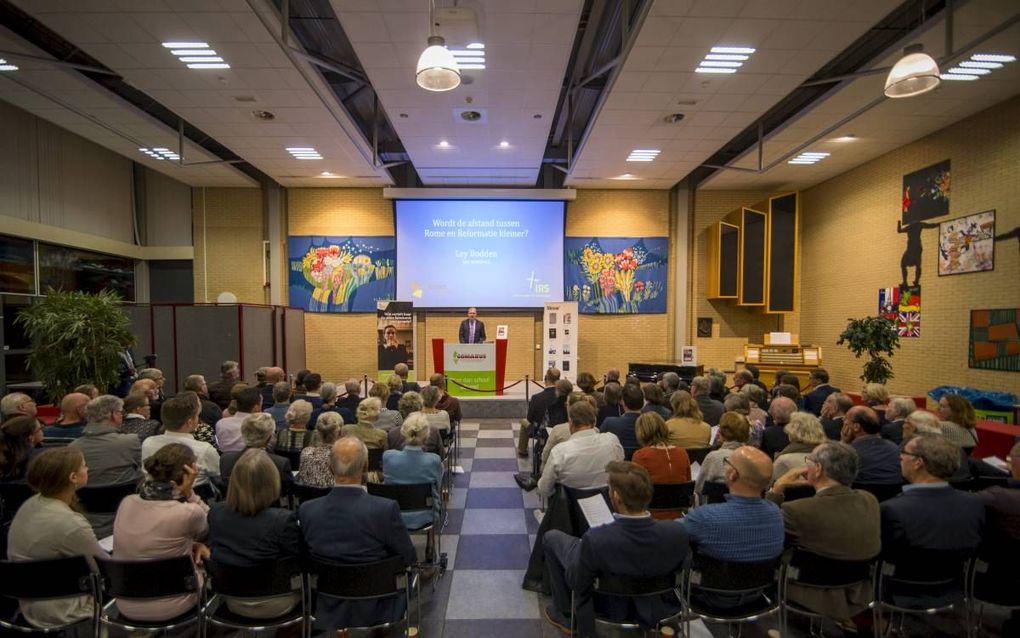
[395,199,565,308]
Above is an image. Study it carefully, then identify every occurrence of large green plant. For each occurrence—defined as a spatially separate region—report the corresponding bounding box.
[15,289,134,400]
[836,316,901,384]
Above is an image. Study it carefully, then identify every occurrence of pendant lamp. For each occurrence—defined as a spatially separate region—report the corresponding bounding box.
[884,44,940,98]
[416,1,460,92]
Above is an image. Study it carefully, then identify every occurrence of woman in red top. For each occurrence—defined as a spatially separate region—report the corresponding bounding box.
[631,412,691,519]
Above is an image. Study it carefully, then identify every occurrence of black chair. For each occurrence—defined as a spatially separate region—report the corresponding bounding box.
[571,570,684,637]
[649,482,695,517]
[0,482,34,524]
[367,482,446,588]
[368,447,385,473]
[874,550,973,638]
[781,484,816,503]
[562,484,612,538]
[782,549,876,634]
[698,481,729,505]
[686,448,711,465]
[201,557,306,636]
[0,555,99,635]
[852,482,902,503]
[95,554,201,635]
[306,554,414,637]
[290,481,331,507]
[970,554,1020,634]
[77,481,139,515]
[681,554,784,636]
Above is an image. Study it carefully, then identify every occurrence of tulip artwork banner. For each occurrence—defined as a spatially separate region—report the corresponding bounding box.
[564,237,668,314]
[288,236,395,313]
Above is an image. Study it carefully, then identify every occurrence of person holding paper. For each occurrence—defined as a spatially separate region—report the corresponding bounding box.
[457,307,486,344]
[536,402,624,499]
[541,461,689,637]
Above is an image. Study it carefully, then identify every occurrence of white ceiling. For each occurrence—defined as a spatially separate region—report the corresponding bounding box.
[1,0,1017,191]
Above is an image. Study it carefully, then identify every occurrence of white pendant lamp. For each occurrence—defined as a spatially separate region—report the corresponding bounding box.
[416,34,460,92]
[884,44,940,98]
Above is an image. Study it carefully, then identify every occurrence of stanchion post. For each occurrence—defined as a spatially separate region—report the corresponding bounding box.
[524,374,530,403]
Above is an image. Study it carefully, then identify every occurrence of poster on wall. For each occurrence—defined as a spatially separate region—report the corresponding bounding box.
[969,308,1020,372]
[938,210,995,276]
[288,236,395,312]
[377,301,415,380]
[902,159,950,224]
[564,237,668,314]
[543,301,578,381]
[879,286,921,338]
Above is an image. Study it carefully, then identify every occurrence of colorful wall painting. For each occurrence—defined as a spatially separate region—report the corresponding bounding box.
[938,210,995,276]
[970,309,1020,372]
[564,237,668,314]
[902,159,950,224]
[288,236,395,313]
[879,285,921,338]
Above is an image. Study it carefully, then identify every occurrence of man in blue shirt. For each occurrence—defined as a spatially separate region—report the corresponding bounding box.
[679,445,784,562]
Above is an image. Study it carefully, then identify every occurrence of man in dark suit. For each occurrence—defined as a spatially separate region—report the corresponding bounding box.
[762,396,797,459]
[458,307,486,344]
[880,397,915,445]
[599,383,644,460]
[771,441,880,625]
[880,434,984,605]
[517,368,561,457]
[690,376,724,426]
[337,378,364,415]
[802,368,839,416]
[842,406,901,485]
[299,436,416,633]
[259,367,285,409]
[208,360,241,410]
[976,441,1020,554]
[820,392,852,441]
[394,363,420,393]
[219,413,292,493]
[542,461,689,637]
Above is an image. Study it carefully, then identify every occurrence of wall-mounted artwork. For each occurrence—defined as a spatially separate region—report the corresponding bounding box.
[564,237,667,314]
[970,308,1020,372]
[288,236,395,313]
[902,159,950,224]
[939,210,995,276]
[879,285,921,338]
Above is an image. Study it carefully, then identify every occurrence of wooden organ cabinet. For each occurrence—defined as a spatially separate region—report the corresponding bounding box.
[742,336,822,390]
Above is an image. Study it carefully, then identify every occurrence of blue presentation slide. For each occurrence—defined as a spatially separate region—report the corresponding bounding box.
[395,199,565,308]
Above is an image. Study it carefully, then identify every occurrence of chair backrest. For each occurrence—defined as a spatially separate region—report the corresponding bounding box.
[309,555,408,599]
[205,557,302,599]
[688,554,781,595]
[686,448,711,465]
[0,555,95,600]
[782,484,816,502]
[291,481,331,504]
[649,482,695,511]
[77,481,139,515]
[95,554,198,599]
[40,438,75,448]
[366,482,432,513]
[367,447,384,472]
[699,481,729,504]
[786,549,876,588]
[971,556,1020,607]
[561,484,611,537]
[852,482,902,502]
[0,483,35,523]
[879,549,970,586]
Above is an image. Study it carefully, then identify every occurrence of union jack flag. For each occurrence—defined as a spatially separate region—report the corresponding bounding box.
[897,311,921,337]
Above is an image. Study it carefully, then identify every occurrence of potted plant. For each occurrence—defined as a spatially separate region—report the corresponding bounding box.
[15,289,135,401]
[837,316,900,384]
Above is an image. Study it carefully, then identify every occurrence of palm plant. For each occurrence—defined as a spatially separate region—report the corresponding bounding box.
[15,289,134,400]
[837,316,901,384]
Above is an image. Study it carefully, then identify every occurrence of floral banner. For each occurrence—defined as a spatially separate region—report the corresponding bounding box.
[564,237,667,314]
[288,236,395,313]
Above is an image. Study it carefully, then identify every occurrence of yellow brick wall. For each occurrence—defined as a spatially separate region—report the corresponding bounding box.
[690,189,792,372]
[192,187,265,304]
[567,189,673,378]
[799,96,1020,400]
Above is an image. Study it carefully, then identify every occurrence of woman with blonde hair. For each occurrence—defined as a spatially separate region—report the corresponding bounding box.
[390,392,445,458]
[208,449,301,619]
[298,411,343,487]
[370,381,403,431]
[342,397,388,449]
[771,412,826,483]
[382,413,443,529]
[696,412,750,495]
[632,412,691,519]
[275,399,314,459]
[862,383,890,423]
[665,390,711,449]
[937,393,978,451]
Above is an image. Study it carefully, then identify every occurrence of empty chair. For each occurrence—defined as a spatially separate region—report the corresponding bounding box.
[367,482,445,578]
[873,549,973,638]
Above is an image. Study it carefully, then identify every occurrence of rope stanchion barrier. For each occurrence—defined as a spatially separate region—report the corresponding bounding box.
[445,376,531,395]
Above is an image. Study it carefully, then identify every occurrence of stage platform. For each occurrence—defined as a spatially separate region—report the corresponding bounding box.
[460,395,528,419]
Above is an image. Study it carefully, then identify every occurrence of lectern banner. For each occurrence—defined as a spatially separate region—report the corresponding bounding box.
[377,301,415,381]
[444,344,496,397]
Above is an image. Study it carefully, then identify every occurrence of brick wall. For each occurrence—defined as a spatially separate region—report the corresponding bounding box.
[798,96,1020,400]
[192,187,264,304]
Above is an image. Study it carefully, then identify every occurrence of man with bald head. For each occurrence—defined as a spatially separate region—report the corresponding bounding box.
[842,405,901,485]
[762,396,798,458]
[260,366,286,408]
[298,437,416,633]
[679,446,785,563]
[43,393,90,439]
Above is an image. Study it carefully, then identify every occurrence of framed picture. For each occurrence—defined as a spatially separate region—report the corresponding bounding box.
[939,210,995,276]
[969,308,1020,372]
[902,160,950,224]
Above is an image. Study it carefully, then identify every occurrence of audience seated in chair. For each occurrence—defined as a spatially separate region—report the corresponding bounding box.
[298,411,343,488]
[142,392,221,489]
[664,390,711,449]
[343,397,389,450]
[6,447,107,632]
[542,461,688,637]
[219,413,292,494]
[382,413,443,531]
[543,392,599,470]
[820,392,852,442]
[317,382,355,425]
[208,448,301,619]
[370,381,403,432]
[518,367,561,458]
[42,392,89,440]
[761,396,797,459]
[276,399,314,460]
[119,392,161,441]
[0,415,45,482]
[842,405,901,486]
[112,443,209,623]
[430,373,462,425]
[631,412,691,520]
[206,360,240,411]
[215,387,262,453]
[690,376,724,427]
[298,436,416,633]
[802,368,839,417]
[599,383,644,461]
[695,412,749,496]
[181,374,224,433]
[770,412,826,485]
[388,392,445,458]
[337,378,364,416]
[537,402,624,499]
[419,386,451,434]
[881,397,916,445]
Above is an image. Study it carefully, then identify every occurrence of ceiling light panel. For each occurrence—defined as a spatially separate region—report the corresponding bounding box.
[450,43,485,70]
[0,58,17,71]
[941,52,1015,81]
[788,151,829,165]
[695,46,755,73]
[161,41,230,70]
[287,146,322,159]
[139,147,180,161]
[627,149,660,162]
